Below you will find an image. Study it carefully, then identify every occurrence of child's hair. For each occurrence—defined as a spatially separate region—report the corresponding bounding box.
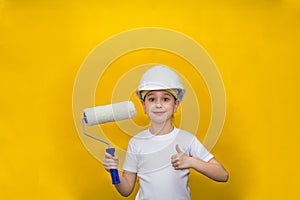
[140,89,179,101]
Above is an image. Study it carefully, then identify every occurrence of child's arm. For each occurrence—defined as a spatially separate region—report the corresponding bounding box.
[171,145,229,182]
[189,157,228,182]
[115,171,137,196]
[104,153,137,196]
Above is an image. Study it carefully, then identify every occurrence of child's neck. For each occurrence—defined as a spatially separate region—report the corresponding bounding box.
[149,122,174,135]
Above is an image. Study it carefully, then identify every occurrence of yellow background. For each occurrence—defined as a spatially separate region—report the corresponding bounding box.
[1,0,300,199]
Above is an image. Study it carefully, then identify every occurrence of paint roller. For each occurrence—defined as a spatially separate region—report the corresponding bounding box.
[82,101,136,184]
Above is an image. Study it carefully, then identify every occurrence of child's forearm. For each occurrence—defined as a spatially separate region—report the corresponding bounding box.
[114,171,136,197]
[190,157,229,182]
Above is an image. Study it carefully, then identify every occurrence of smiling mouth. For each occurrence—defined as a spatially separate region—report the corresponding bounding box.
[153,111,166,115]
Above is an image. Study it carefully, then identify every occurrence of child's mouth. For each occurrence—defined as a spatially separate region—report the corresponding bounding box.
[153,111,166,115]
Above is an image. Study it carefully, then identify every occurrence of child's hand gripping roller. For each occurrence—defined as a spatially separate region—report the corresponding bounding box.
[82,101,136,184]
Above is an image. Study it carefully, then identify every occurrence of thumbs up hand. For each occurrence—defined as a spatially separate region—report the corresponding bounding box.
[171,144,191,170]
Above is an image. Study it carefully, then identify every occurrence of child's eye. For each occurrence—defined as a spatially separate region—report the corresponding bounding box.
[148,97,155,102]
[163,98,170,102]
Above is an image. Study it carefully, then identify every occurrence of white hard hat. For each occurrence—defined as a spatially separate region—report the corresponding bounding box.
[136,65,186,101]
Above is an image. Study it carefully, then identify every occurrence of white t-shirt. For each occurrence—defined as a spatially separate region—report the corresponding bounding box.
[123,127,214,200]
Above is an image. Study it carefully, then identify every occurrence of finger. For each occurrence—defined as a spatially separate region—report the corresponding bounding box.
[104,159,118,165]
[104,159,116,164]
[172,162,176,168]
[176,144,182,153]
[171,155,178,162]
[105,153,119,162]
[104,160,118,168]
[110,163,118,169]
[173,162,180,170]
[112,156,119,161]
[171,159,177,165]
[171,159,180,166]
[105,152,113,158]
[171,156,180,163]
[104,165,118,171]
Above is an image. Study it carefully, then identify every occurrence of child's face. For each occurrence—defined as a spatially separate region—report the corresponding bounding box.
[142,90,180,124]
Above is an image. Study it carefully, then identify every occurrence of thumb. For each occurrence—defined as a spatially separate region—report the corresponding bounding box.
[176,144,182,153]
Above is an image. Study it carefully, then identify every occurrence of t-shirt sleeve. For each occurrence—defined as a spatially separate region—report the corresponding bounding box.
[122,139,138,173]
[189,137,214,162]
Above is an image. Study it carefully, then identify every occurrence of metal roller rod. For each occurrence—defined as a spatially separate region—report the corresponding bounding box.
[81,117,110,148]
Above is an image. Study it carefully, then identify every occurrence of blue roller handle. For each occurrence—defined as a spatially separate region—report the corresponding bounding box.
[106,148,120,184]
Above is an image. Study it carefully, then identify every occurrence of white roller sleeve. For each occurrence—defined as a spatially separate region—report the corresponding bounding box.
[83,101,136,126]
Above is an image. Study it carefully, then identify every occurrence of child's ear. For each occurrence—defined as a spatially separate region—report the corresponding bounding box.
[173,100,180,112]
[141,100,147,113]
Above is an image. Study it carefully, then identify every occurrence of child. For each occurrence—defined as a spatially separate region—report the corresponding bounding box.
[104,65,228,200]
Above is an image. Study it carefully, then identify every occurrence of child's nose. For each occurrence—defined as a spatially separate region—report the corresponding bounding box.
[155,99,163,107]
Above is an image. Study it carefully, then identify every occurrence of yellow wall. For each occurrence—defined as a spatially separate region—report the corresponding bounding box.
[1,0,300,199]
